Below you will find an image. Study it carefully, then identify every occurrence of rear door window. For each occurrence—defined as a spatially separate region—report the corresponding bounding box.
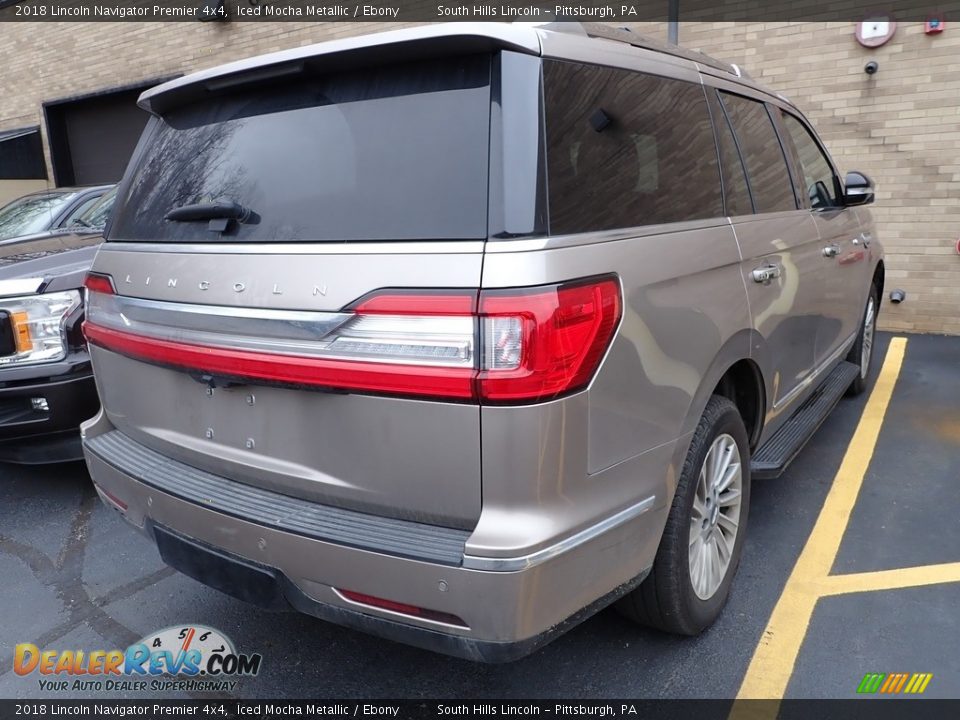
[110,55,492,242]
[543,60,723,234]
[718,92,797,214]
[705,91,753,216]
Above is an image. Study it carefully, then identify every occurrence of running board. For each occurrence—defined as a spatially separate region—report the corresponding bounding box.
[751,361,860,479]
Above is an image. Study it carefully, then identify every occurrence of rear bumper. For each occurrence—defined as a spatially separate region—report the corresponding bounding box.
[149,523,648,662]
[82,420,664,661]
[0,362,98,463]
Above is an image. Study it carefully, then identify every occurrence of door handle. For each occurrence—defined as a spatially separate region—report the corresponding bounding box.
[822,244,840,258]
[752,263,783,284]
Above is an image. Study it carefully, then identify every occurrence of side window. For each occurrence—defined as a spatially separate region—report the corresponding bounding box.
[705,90,753,217]
[718,92,796,214]
[59,195,100,227]
[543,61,724,234]
[779,111,840,209]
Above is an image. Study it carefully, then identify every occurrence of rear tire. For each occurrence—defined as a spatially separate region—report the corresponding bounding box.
[845,284,879,397]
[617,395,751,635]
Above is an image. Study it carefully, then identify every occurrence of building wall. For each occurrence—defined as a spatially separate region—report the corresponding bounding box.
[0,179,49,206]
[3,20,958,333]
[2,21,411,178]
[633,21,960,335]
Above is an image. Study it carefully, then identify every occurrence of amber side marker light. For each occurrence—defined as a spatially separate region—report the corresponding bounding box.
[10,311,33,353]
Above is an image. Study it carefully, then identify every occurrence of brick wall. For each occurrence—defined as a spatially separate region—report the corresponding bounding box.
[1,21,410,175]
[631,21,960,335]
[2,20,957,333]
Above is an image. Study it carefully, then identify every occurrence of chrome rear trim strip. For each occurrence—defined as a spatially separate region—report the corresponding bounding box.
[462,495,656,572]
[87,292,352,348]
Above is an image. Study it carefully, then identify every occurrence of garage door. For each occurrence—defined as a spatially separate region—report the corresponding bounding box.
[45,85,153,186]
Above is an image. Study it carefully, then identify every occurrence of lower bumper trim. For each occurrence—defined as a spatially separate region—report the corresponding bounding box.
[151,522,649,663]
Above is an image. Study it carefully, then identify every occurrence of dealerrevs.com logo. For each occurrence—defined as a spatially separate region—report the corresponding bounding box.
[14,625,262,693]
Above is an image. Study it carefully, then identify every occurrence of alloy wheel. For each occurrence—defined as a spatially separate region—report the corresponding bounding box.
[861,296,876,379]
[689,433,743,601]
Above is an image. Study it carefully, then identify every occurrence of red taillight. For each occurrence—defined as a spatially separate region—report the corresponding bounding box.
[83,273,115,295]
[352,290,476,316]
[337,589,467,627]
[477,276,622,403]
[82,323,478,400]
[83,274,621,405]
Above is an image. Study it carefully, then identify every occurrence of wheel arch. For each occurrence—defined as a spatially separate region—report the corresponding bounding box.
[679,329,768,453]
[872,259,886,299]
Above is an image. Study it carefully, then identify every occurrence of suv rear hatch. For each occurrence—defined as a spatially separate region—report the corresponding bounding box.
[85,53,494,529]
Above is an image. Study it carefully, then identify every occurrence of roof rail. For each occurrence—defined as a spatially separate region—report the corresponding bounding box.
[534,21,749,79]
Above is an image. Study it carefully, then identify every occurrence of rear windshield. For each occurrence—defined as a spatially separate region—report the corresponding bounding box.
[110,55,492,243]
[0,192,71,240]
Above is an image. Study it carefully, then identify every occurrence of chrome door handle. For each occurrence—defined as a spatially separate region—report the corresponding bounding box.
[752,263,782,284]
[822,244,840,258]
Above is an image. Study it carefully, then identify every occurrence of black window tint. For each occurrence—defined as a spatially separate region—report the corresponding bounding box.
[706,91,753,216]
[111,55,491,242]
[719,93,796,214]
[543,61,723,234]
[779,111,839,209]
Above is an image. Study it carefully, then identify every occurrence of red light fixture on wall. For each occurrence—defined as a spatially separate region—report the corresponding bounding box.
[925,16,945,34]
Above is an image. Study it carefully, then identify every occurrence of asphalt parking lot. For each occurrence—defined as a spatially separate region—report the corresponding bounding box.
[2,331,958,700]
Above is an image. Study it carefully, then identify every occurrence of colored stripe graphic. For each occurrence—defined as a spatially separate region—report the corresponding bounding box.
[857,673,932,694]
[857,673,885,693]
[906,673,933,694]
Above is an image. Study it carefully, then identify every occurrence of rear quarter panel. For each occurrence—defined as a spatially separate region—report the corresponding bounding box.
[475,220,751,554]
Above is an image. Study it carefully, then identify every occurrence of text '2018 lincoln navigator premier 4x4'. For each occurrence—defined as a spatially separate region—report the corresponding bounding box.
[81,23,883,661]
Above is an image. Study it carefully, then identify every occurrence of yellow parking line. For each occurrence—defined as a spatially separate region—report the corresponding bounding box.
[733,337,907,705]
[820,561,960,596]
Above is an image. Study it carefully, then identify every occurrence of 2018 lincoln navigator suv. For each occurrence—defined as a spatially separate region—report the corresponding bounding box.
[81,22,884,661]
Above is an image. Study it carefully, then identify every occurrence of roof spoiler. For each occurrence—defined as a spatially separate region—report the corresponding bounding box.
[137,24,542,116]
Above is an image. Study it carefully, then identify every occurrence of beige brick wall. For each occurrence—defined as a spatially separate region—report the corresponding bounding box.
[3,20,957,333]
[632,22,960,335]
[1,21,413,174]
[0,179,49,206]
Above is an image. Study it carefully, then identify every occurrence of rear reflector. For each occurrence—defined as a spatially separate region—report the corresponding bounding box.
[95,484,128,512]
[83,274,621,405]
[337,589,468,627]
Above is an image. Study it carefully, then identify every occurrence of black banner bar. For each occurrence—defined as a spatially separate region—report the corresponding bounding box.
[3,701,960,720]
[1,0,959,22]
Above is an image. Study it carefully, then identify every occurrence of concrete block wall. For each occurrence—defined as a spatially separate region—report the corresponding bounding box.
[3,19,957,333]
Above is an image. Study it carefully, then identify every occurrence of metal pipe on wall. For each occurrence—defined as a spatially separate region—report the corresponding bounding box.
[667,0,679,44]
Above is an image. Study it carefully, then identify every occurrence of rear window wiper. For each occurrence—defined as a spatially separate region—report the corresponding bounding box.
[165,201,258,233]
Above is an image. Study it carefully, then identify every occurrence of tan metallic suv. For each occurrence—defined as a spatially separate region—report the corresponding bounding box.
[81,22,884,661]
